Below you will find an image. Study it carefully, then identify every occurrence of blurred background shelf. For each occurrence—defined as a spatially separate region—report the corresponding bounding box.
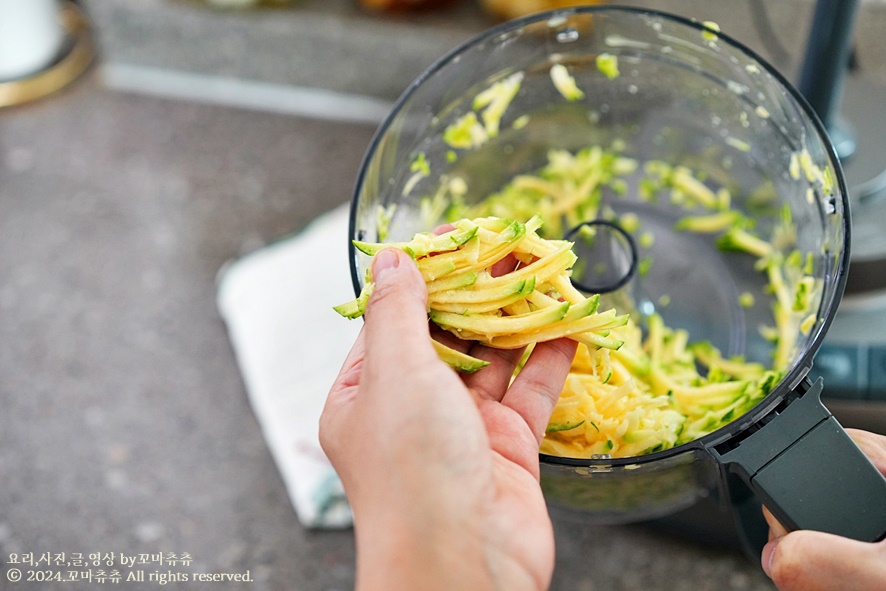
[82,0,886,105]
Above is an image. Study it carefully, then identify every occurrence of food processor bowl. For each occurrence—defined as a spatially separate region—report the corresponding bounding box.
[348,7,886,547]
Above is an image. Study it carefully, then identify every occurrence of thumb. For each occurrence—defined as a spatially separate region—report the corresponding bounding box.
[363,248,437,372]
[763,529,886,591]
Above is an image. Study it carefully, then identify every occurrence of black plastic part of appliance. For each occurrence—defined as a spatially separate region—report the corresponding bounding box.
[797,0,859,135]
[711,378,886,542]
[727,475,770,560]
[810,344,886,401]
[844,257,886,294]
[645,483,766,557]
[565,220,638,295]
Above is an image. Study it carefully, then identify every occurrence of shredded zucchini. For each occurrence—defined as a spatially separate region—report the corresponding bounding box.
[339,61,828,460]
[335,216,627,371]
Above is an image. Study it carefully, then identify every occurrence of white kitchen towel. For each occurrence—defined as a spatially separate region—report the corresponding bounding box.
[216,204,358,529]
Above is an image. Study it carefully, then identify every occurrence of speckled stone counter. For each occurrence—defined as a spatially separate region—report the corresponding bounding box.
[0,75,374,589]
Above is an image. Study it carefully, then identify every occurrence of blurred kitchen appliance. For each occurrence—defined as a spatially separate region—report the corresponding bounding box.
[654,0,886,555]
[801,0,886,434]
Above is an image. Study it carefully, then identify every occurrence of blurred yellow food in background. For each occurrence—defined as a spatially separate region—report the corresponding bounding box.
[359,0,461,12]
[480,0,606,21]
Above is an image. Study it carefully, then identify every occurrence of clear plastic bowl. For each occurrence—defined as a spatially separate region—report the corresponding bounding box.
[347,7,886,546]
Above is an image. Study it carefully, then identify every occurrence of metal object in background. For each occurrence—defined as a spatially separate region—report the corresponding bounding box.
[657,0,886,558]
[0,1,97,108]
[802,0,886,416]
[797,0,860,161]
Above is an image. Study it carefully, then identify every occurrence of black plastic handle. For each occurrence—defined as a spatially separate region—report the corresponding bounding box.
[710,378,886,542]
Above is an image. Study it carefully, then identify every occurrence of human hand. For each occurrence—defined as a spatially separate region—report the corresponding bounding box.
[761,429,886,590]
[320,247,577,591]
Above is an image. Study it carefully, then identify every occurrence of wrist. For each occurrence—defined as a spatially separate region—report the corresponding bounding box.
[352,502,503,591]
[353,510,546,591]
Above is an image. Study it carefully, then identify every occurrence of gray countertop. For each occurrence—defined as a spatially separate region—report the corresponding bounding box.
[3,1,884,589]
[4,75,774,591]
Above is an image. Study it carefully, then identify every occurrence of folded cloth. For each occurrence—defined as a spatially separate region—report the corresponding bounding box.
[217,204,358,529]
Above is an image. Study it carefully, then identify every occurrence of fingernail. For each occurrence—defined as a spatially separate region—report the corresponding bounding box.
[761,538,779,578]
[372,248,400,283]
